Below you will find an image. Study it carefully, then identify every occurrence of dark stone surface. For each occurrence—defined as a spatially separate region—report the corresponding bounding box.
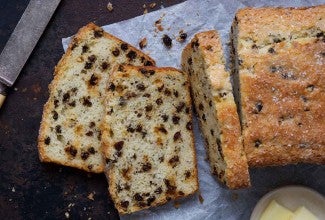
[0,0,184,219]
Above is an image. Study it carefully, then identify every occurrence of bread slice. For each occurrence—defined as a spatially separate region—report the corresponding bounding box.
[101,65,198,214]
[182,31,250,189]
[231,6,325,166]
[38,23,155,173]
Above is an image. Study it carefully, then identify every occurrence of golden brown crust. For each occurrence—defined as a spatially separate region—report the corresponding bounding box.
[182,30,250,189]
[38,23,155,173]
[102,65,198,214]
[234,6,325,166]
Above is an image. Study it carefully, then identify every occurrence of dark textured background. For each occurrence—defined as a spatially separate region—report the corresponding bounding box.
[0,1,184,219]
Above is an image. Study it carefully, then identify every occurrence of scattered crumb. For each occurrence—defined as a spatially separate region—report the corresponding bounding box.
[139,38,147,49]
[87,192,95,201]
[68,203,75,208]
[107,212,110,215]
[162,34,172,49]
[174,201,180,209]
[107,2,113,12]
[149,3,157,9]
[88,218,92,220]
[231,193,239,201]
[65,212,70,219]
[143,8,148,14]
[9,198,12,202]
[176,30,187,43]
[198,193,204,204]
[11,187,15,192]
[14,87,18,91]
[83,207,87,211]
[154,13,166,32]
[143,4,146,9]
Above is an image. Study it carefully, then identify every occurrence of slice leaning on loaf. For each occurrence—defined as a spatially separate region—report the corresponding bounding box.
[38,23,155,173]
[102,65,198,214]
[231,6,325,166]
[182,30,250,189]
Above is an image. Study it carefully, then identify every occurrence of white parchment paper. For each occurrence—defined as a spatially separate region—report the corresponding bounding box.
[62,0,325,219]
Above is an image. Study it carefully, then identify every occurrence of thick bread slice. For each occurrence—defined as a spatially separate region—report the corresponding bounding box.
[231,6,325,166]
[102,65,198,214]
[38,23,155,173]
[182,31,250,189]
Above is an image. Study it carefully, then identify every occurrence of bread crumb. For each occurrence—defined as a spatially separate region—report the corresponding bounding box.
[65,212,70,219]
[139,38,147,49]
[149,3,157,9]
[176,30,187,43]
[198,194,204,204]
[143,8,148,14]
[87,192,95,201]
[11,187,15,192]
[107,2,113,12]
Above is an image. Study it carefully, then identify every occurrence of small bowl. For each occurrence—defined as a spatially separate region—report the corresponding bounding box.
[250,186,325,220]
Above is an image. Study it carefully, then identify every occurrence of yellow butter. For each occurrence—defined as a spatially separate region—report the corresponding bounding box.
[260,200,293,220]
[291,206,318,220]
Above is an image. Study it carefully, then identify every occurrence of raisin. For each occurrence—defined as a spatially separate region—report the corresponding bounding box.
[238,59,243,65]
[84,62,92,69]
[154,187,162,194]
[141,163,152,172]
[115,151,122,157]
[156,98,163,105]
[136,124,142,132]
[82,45,89,53]
[141,132,147,138]
[179,33,187,41]
[168,156,179,167]
[158,84,164,92]
[254,140,262,148]
[65,146,77,157]
[162,34,172,48]
[82,97,92,107]
[161,114,169,122]
[143,93,151,98]
[254,101,263,113]
[191,40,199,49]
[132,154,137,160]
[134,193,143,201]
[159,156,164,163]
[178,191,185,196]
[251,44,258,49]
[185,107,190,114]
[44,137,51,145]
[157,126,167,134]
[101,62,109,70]
[137,113,142,118]
[118,65,124,72]
[54,99,59,108]
[88,55,96,63]
[148,70,155,75]
[186,121,192,130]
[187,57,193,65]
[63,93,70,102]
[172,115,180,124]
[127,50,137,61]
[121,43,128,51]
[164,179,176,194]
[147,196,156,206]
[108,83,115,91]
[114,141,124,151]
[68,101,76,107]
[89,74,98,86]
[52,111,58,120]
[88,147,95,154]
[268,47,275,54]
[55,125,62,133]
[174,90,179,97]
[144,60,153,66]
[112,48,120,56]
[316,32,324,38]
[199,103,204,111]
[209,100,212,107]
[145,104,153,112]
[210,129,214,136]
[81,151,90,160]
[185,171,191,179]
[89,122,96,128]
[173,131,181,141]
[94,29,103,38]
[85,131,93,136]
[119,97,127,106]
[202,114,206,121]
[120,201,129,209]
[176,102,186,112]
[164,88,171,96]
[136,83,145,91]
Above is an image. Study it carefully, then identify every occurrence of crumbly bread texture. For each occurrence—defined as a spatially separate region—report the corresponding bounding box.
[38,23,155,173]
[182,31,250,189]
[102,65,198,214]
[231,6,325,166]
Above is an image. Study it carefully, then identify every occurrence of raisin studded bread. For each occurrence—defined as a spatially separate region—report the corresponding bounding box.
[101,65,198,214]
[182,31,250,189]
[38,23,155,173]
[231,6,325,166]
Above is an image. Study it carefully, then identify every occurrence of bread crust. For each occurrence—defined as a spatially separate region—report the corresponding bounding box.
[38,23,155,173]
[182,30,250,189]
[102,65,198,214]
[233,6,325,166]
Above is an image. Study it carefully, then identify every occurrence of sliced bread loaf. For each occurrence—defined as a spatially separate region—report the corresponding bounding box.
[182,30,250,189]
[231,6,325,166]
[101,65,198,214]
[38,23,155,173]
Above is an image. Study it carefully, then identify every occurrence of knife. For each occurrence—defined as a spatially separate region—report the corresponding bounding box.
[0,0,61,108]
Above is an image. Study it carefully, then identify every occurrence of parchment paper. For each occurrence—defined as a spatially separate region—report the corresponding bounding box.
[62,0,325,219]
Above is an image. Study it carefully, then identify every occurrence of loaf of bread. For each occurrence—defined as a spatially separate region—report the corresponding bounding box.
[101,65,198,214]
[38,23,155,173]
[231,6,325,166]
[182,30,250,189]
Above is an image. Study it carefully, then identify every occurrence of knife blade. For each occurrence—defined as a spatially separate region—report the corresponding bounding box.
[0,0,61,108]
